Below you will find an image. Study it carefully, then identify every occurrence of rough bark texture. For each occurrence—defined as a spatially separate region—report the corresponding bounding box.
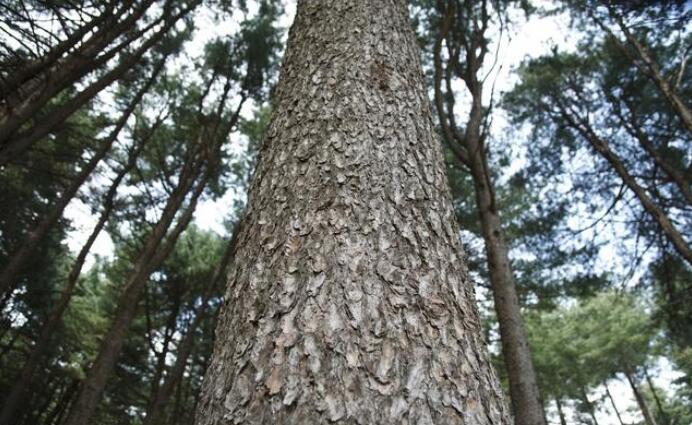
[195,1,509,424]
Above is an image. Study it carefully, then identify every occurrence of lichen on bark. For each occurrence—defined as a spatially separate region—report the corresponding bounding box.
[195,1,509,424]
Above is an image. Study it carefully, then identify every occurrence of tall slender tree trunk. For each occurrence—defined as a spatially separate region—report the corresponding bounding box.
[0,111,156,425]
[0,66,160,299]
[624,366,659,425]
[581,387,600,425]
[604,381,625,425]
[467,127,545,425]
[644,368,667,423]
[145,227,236,425]
[194,1,509,424]
[555,397,568,425]
[63,162,208,425]
[432,4,546,423]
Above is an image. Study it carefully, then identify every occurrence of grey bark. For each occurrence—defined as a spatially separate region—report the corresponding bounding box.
[433,3,546,424]
[194,1,509,424]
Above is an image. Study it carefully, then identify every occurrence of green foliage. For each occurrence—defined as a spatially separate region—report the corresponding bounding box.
[527,291,655,401]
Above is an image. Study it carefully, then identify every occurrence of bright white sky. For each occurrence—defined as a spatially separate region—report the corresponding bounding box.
[63,1,682,423]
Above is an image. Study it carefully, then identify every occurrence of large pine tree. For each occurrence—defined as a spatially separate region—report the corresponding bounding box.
[195,1,509,423]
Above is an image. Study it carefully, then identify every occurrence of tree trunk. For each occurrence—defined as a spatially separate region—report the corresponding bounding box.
[62,162,208,425]
[0,65,160,300]
[194,1,509,424]
[555,397,568,425]
[145,228,236,425]
[604,381,625,425]
[432,4,546,424]
[644,368,667,423]
[581,387,600,425]
[558,103,692,266]
[467,122,545,425]
[624,367,659,425]
[0,109,156,425]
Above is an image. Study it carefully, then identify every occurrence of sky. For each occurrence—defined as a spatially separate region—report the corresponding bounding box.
[62,1,683,424]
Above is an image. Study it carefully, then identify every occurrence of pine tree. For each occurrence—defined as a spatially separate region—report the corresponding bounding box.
[195,1,509,423]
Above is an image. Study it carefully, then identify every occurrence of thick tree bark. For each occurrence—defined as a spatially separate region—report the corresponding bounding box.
[0,126,151,424]
[624,367,659,425]
[194,1,509,424]
[63,161,208,425]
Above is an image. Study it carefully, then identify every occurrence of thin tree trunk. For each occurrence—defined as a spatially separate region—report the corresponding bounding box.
[558,103,692,265]
[144,230,237,425]
[556,397,568,425]
[467,123,545,425]
[194,1,509,424]
[0,0,157,144]
[644,368,667,423]
[0,101,158,425]
[0,66,160,299]
[147,294,181,402]
[432,4,545,424]
[604,6,692,133]
[44,380,78,425]
[624,366,659,425]
[581,387,600,425]
[63,162,209,425]
[604,381,625,425]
